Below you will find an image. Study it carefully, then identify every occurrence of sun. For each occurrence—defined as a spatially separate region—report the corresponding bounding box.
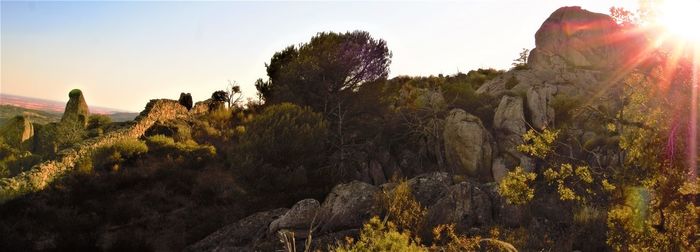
[654,0,700,44]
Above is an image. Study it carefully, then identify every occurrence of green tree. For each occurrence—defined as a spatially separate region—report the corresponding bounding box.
[261,31,391,173]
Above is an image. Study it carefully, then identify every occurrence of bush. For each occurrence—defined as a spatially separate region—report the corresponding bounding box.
[87,114,112,130]
[234,103,328,190]
[498,167,537,205]
[145,135,216,167]
[332,216,425,252]
[92,139,148,171]
[377,179,426,232]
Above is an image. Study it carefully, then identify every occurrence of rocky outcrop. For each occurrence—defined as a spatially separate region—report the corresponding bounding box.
[268,199,320,237]
[526,85,557,130]
[192,172,524,251]
[425,181,493,234]
[493,96,533,171]
[406,172,452,207]
[529,6,624,71]
[0,115,34,149]
[60,89,90,127]
[317,181,380,233]
[187,208,288,252]
[443,109,493,181]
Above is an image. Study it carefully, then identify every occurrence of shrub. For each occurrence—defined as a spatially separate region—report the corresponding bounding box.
[377,179,426,232]
[87,114,112,130]
[234,103,328,190]
[549,94,580,124]
[498,166,537,205]
[145,135,216,167]
[332,216,425,252]
[92,139,148,171]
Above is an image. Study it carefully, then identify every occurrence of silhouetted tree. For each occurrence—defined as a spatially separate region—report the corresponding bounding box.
[263,31,392,170]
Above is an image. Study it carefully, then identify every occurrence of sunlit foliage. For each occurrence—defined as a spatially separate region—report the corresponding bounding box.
[498,166,537,205]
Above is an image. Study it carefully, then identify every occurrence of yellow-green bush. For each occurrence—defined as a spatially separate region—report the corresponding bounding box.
[145,135,216,166]
[498,166,537,205]
[377,179,426,232]
[331,216,425,252]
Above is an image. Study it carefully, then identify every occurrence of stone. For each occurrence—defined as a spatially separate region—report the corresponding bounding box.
[0,115,34,149]
[61,89,90,127]
[493,96,534,171]
[317,181,379,233]
[443,109,493,181]
[424,181,493,236]
[406,172,452,207]
[269,199,321,237]
[178,93,193,110]
[527,85,557,130]
[476,70,539,97]
[530,6,621,71]
[186,208,288,252]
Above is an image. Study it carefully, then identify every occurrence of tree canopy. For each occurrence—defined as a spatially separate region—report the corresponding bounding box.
[260,30,392,114]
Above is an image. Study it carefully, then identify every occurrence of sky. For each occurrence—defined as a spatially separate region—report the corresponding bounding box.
[1,1,638,112]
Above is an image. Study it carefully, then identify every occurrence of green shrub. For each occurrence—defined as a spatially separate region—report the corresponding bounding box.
[87,114,112,130]
[549,94,581,124]
[92,139,148,171]
[234,103,328,190]
[145,135,216,167]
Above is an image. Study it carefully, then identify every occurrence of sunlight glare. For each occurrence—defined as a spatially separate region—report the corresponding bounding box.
[655,0,700,44]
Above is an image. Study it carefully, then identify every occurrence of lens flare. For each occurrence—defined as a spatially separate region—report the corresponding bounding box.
[655,0,700,45]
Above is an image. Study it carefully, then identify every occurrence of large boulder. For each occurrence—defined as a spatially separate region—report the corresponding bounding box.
[493,96,533,171]
[424,181,493,237]
[60,89,90,127]
[268,199,321,237]
[0,115,34,149]
[443,109,494,181]
[406,172,452,207]
[317,181,379,233]
[528,6,622,71]
[187,208,288,252]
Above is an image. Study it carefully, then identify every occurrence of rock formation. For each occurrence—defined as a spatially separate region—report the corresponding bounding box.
[529,6,627,71]
[443,109,493,181]
[189,172,523,251]
[60,89,90,127]
[493,96,533,171]
[268,199,320,237]
[0,115,34,149]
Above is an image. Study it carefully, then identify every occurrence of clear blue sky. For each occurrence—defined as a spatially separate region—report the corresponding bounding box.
[1,1,637,112]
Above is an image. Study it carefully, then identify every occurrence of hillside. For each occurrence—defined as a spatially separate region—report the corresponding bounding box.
[0,94,138,122]
[0,105,61,125]
[0,6,698,252]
